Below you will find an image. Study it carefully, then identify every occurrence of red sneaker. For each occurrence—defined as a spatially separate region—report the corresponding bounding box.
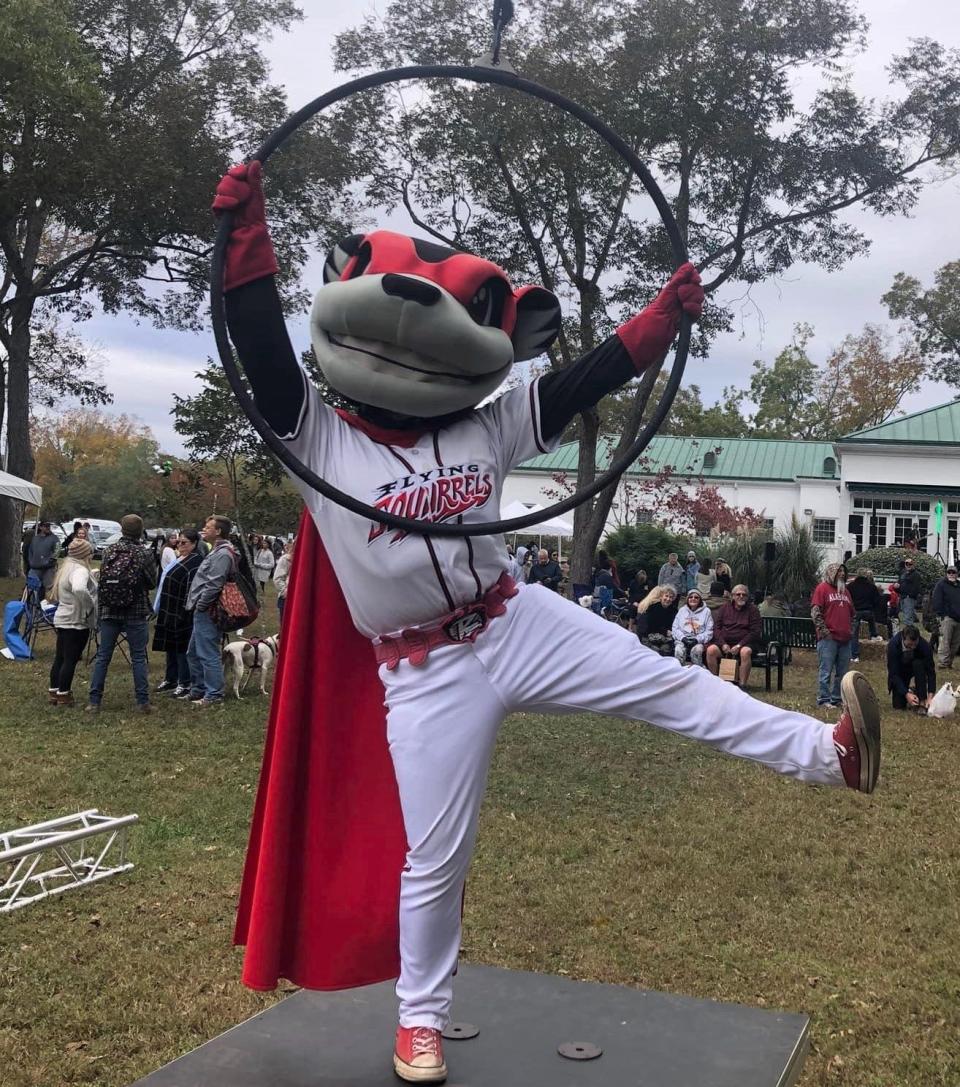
[833,671,881,793]
[393,1025,447,1083]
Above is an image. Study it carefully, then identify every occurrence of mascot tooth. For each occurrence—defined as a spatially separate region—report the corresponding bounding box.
[213,159,880,1085]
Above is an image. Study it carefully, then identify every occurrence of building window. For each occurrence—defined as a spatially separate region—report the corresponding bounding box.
[635,509,654,525]
[812,518,836,544]
[823,456,837,476]
[853,496,929,513]
[869,515,887,549]
[762,518,775,537]
[703,451,717,469]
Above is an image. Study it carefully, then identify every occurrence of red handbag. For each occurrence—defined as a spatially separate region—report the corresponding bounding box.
[209,550,260,632]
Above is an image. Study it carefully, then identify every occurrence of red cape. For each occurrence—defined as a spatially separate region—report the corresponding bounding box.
[233,511,407,990]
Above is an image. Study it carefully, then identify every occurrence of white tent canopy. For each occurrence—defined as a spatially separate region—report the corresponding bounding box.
[0,470,41,507]
[499,501,573,536]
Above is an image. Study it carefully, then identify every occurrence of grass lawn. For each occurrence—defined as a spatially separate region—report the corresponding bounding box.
[1,576,958,1086]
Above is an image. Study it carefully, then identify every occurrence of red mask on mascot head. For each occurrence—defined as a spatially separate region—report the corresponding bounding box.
[310,231,562,420]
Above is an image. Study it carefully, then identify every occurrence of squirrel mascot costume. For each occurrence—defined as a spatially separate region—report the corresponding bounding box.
[215,162,881,1083]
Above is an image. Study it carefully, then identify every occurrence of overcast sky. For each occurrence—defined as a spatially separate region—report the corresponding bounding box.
[81,0,959,453]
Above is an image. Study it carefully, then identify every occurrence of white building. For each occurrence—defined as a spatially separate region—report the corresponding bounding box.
[504,399,960,567]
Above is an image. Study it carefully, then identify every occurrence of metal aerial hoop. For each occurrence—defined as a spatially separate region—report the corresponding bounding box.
[210,0,691,538]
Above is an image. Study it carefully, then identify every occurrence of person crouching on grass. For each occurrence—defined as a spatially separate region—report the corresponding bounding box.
[887,624,936,713]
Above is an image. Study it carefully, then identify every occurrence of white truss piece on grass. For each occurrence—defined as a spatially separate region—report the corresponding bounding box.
[0,809,138,913]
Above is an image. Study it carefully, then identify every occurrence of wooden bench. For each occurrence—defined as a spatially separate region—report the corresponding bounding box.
[755,616,818,691]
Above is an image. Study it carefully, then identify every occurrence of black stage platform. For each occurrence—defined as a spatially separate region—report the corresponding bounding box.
[132,963,809,1086]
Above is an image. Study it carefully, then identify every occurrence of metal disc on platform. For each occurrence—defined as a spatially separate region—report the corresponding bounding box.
[443,1022,480,1040]
[558,1041,603,1060]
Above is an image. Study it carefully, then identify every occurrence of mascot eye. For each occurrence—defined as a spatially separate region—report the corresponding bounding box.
[347,241,372,279]
[467,279,507,327]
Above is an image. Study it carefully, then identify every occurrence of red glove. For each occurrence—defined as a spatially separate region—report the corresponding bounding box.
[212,161,279,292]
[616,263,704,372]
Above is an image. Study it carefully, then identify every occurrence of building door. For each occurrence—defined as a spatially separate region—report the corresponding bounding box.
[848,514,864,555]
[868,515,887,549]
[948,518,959,564]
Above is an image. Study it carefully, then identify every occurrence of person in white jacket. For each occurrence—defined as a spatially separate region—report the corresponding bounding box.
[273,539,295,623]
[253,537,276,595]
[672,587,714,666]
[48,537,98,706]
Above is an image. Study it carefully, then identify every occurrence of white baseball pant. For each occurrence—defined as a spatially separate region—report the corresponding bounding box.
[380,583,844,1030]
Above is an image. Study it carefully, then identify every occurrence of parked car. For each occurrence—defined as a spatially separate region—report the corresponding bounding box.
[22,520,67,542]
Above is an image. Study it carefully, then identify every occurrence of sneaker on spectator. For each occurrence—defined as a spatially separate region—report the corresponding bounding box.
[156,680,176,692]
[394,1026,447,1083]
[170,685,189,697]
[849,657,859,663]
[833,671,881,793]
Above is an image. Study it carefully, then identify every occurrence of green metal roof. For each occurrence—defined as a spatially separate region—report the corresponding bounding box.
[519,436,838,482]
[840,400,960,445]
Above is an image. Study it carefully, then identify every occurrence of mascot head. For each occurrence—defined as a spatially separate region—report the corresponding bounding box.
[310,231,562,419]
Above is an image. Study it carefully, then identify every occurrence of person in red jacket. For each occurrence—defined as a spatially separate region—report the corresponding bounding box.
[706,583,762,687]
[811,563,856,707]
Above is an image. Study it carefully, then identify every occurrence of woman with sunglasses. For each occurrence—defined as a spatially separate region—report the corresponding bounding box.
[153,529,203,697]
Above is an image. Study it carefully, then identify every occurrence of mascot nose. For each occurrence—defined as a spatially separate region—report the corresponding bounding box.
[381,273,441,306]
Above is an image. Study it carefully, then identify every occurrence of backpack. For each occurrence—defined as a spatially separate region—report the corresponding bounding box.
[98,542,145,611]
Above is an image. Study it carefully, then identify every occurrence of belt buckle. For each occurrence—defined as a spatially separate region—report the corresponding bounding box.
[444,605,487,643]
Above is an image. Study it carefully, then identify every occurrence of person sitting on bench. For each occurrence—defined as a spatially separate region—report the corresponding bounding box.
[707,583,762,688]
[886,624,936,712]
[672,588,713,665]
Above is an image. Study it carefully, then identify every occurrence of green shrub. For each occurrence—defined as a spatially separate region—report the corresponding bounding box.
[775,515,824,601]
[603,524,691,584]
[725,530,770,594]
[847,547,943,593]
[719,517,824,599]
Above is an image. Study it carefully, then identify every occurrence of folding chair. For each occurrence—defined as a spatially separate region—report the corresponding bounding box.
[21,576,56,654]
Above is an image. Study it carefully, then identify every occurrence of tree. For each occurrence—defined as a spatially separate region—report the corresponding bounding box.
[171,360,301,554]
[581,376,749,442]
[32,408,161,521]
[333,0,960,583]
[0,0,369,573]
[749,322,924,439]
[28,320,112,410]
[883,261,960,387]
[748,323,820,439]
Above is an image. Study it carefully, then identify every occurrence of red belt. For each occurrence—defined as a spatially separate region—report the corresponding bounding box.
[374,572,518,670]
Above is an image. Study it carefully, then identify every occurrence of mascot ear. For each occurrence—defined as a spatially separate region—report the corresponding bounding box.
[511,285,562,361]
[322,234,367,283]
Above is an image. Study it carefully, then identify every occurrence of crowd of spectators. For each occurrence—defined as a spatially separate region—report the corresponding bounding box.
[589,545,951,712]
[25,522,957,716]
[28,514,294,711]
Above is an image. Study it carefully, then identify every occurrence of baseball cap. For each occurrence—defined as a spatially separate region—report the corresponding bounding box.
[948,566,957,573]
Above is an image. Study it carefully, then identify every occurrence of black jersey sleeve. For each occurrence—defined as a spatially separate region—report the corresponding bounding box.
[224,276,306,437]
[537,334,639,440]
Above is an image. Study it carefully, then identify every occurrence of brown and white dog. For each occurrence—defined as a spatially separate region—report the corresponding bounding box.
[223,634,280,700]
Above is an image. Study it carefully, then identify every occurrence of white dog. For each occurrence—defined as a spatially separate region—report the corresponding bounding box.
[223,634,280,700]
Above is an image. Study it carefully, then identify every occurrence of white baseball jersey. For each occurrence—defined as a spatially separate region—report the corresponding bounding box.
[280,372,558,639]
